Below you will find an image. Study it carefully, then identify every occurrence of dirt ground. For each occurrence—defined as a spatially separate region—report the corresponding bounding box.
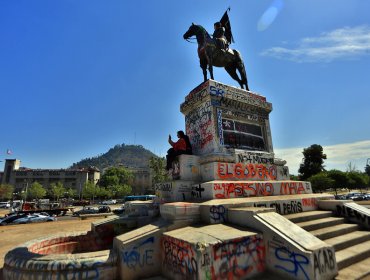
[0,208,105,277]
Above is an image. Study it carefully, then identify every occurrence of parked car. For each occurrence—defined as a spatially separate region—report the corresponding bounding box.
[0,213,28,225]
[73,206,111,216]
[345,192,363,200]
[113,205,125,215]
[72,206,99,216]
[0,201,11,209]
[101,199,116,205]
[98,206,111,213]
[12,213,56,224]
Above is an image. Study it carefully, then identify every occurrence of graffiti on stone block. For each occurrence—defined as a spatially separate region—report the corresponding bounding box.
[217,162,277,180]
[4,259,104,280]
[336,204,370,227]
[209,205,227,223]
[162,236,198,278]
[181,83,210,112]
[217,108,224,146]
[254,200,303,215]
[274,246,310,280]
[223,108,267,122]
[212,181,307,199]
[122,236,155,270]
[302,198,318,208]
[213,182,274,199]
[211,235,265,279]
[155,182,172,192]
[279,182,306,195]
[191,184,205,199]
[313,248,336,276]
[236,152,274,165]
[186,100,214,152]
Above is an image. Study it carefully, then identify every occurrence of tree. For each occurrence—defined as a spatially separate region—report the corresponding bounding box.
[327,170,349,195]
[365,162,370,177]
[108,184,132,198]
[298,144,327,180]
[50,182,66,202]
[28,182,47,200]
[308,172,334,192]
[0,184,14,200]
[99,166,134,188]
[82,181,100,203]
[347,171,368,191]
[149,156,169,184]
[66,188,77,199]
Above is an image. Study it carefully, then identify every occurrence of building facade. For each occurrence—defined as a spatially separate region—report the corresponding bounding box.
[127,166,152,195]
[1,159,100,195]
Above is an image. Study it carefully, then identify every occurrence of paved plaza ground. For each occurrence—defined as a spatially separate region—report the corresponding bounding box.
[0,208,109,280]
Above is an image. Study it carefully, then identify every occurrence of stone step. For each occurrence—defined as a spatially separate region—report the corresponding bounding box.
[335,240,370,270]
[336,256,370,279]
[296,217,345,231]
[324,231,370,251]
[284,210,333,223]
[309,223,359,240]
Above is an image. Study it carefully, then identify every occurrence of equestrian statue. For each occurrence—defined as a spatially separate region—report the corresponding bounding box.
[183,10,249,90]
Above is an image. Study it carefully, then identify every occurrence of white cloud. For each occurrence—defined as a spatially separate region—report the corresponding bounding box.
[275,140,370,174]
[261,26,370,62]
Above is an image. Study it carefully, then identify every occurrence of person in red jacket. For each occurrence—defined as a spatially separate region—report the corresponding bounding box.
[166,130,192,170]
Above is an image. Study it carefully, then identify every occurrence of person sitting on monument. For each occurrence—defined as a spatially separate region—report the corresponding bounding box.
[166,130,192,170]
[213,22,228,53]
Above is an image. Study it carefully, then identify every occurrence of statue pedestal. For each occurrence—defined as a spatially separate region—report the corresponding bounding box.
[156,80,310,203]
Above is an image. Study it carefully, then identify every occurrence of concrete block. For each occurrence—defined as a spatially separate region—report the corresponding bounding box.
[171,154,201,181]
[160,202,200,221]
[200,193,334,224]
[161,224,265,279]
[336,202,370,229]
[228,209,338,280]
[318,199,353,211]
[198,180,312,200]
[114,219,193,280]
[154,180,195,202]
[201,162,289,181]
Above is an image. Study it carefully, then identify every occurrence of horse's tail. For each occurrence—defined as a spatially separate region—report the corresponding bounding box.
[233,50,249,91]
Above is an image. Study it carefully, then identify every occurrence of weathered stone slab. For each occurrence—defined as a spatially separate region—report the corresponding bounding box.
[201,161,290,181]
[335,202,370,229]
[195,180,312,200]
[180,80,274,156]
[114,219,193,280]
[170,154,200,181]
[161,224,265,279]
[154,180,195,202]
[228,208,338,280]
[160,202,200,221]
[199,193,334,224]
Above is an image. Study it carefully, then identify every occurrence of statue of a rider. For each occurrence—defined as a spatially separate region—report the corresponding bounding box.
[213,21,229,53]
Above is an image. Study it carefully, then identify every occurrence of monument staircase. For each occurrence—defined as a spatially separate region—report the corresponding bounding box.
[285,210,370,280]
[4,80,370,280]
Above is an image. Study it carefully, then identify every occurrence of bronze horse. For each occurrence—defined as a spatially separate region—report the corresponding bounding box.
[183,23,249,90]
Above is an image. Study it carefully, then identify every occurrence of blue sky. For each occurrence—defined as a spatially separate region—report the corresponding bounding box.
[1,0,370,174]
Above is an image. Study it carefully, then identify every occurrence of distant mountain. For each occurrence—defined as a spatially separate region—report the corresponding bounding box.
[70,144,158,171]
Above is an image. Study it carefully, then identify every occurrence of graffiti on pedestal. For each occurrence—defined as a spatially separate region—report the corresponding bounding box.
[212,181,307,199]
[185,100,215,153]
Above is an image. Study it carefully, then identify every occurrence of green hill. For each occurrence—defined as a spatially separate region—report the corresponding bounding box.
[70,144,158,171]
